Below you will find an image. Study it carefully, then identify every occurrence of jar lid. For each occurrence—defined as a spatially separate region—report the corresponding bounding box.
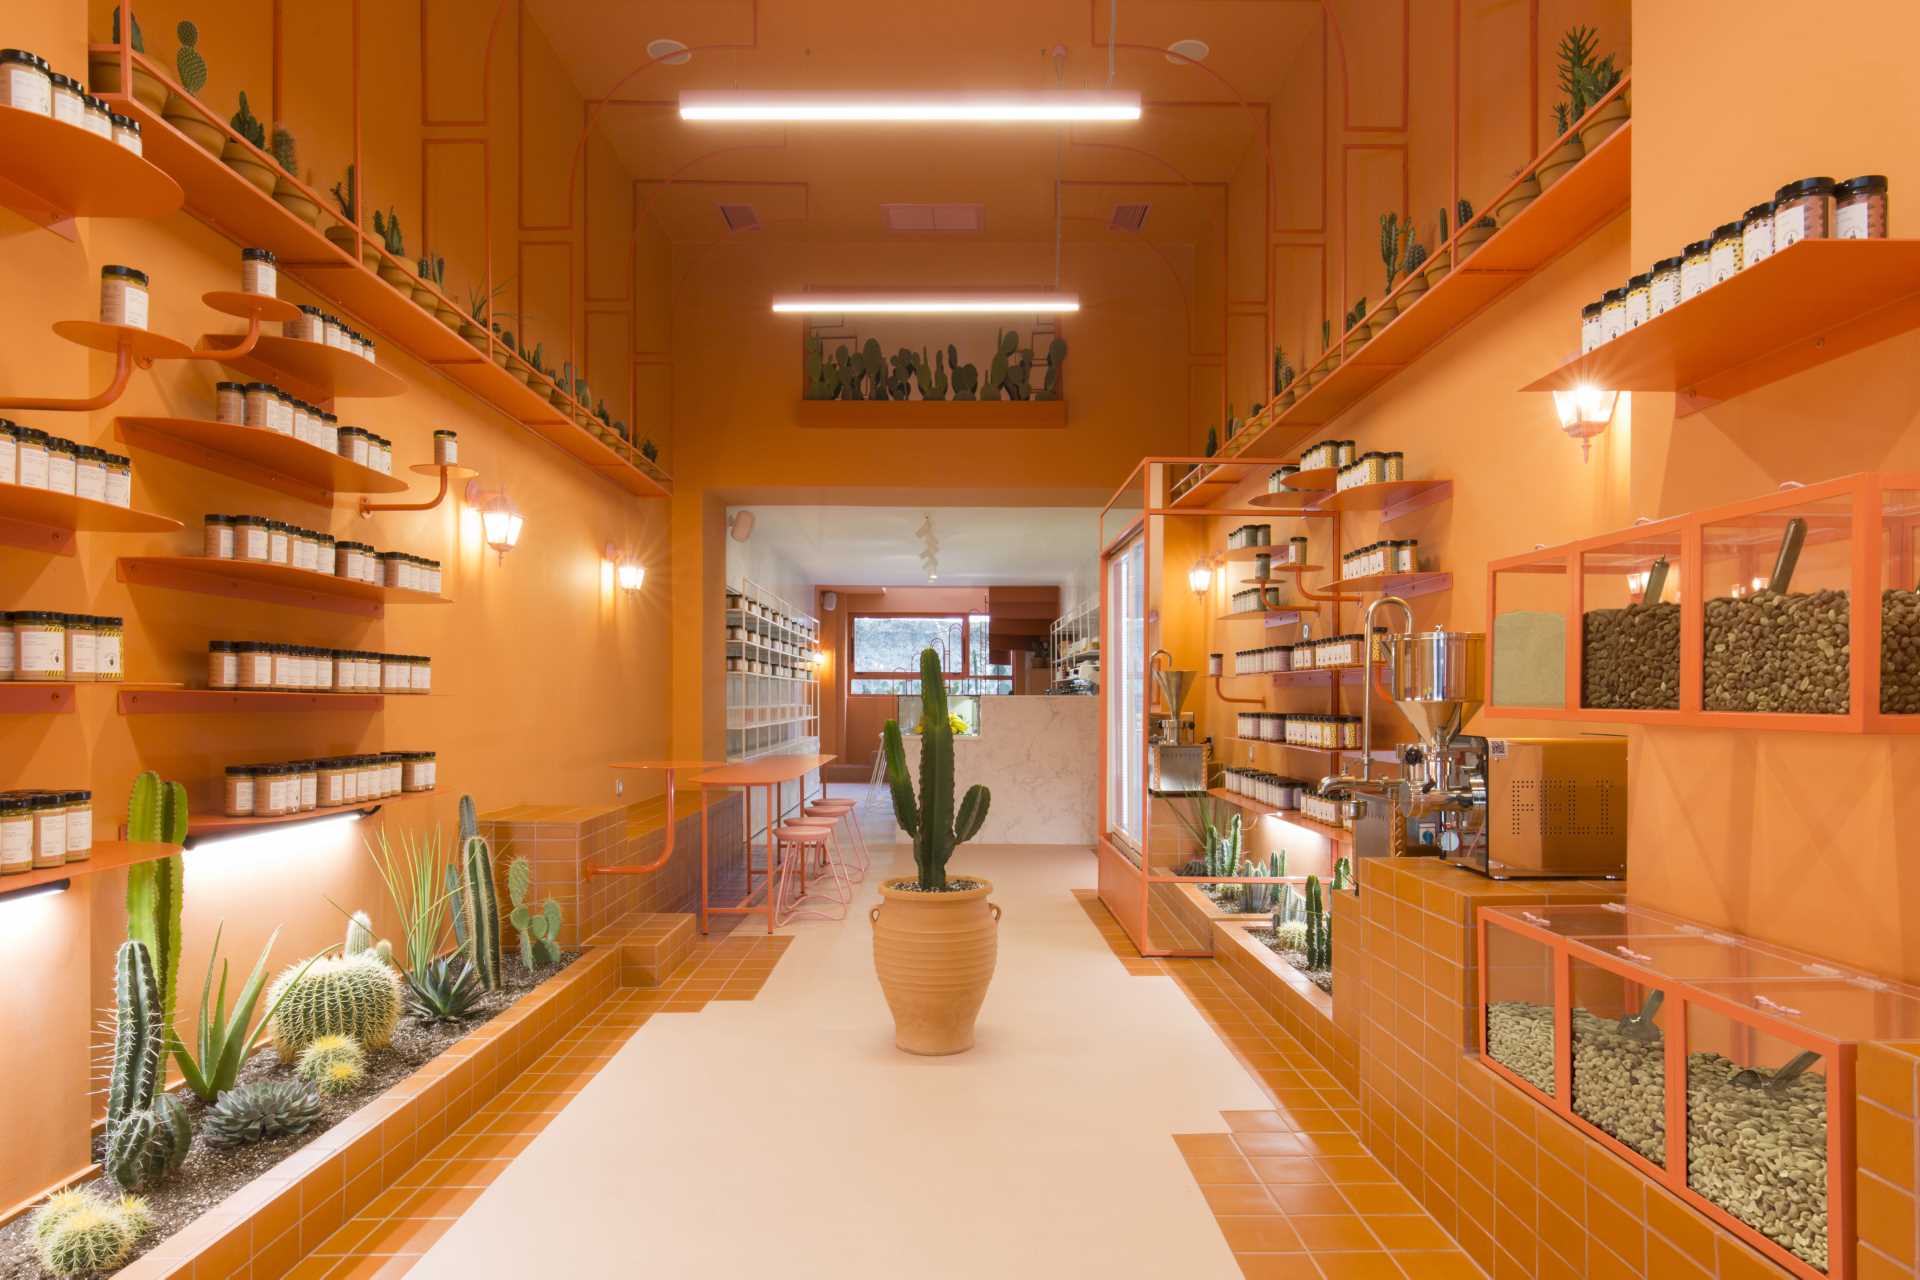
[1685,238,1713,255]
[0,49,46,69]
[434,429,457,438]
[242,247,277,263]
[1775,176,1836,201]
[1602,286,1626,302]
[120,116,141,134]
[225,765,252,776]
[100,615,122,626]
[79,445,108,461]
[50,72,78,90]
[101,264,149,286]
[1836,174,1889,198]
[1712,221,1741,239]
[1742,202,1775,221]
[1581,301,1603,317]
[107,452,130,466]
[1651,255,1684,272]
[1627,272,1650,288]
[243,381,274,393]
[13,611,62,622]
[210,640,236,652]
[48,436,77,452]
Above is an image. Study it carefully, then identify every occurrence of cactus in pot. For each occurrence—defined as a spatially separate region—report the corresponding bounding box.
[371,208,414,290]
[458,833,503,989]
[880,651,992,884]
[91,7,169,112]
[221,91,278,194]
[105,941,193,1191]
[268,124,321,225]
[161,21,224,154]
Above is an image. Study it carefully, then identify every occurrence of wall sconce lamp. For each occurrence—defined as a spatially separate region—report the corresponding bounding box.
[1551,384,1621,461]
[1188,560,1214,596]
[604,543,646,594]
[466,481,523,562]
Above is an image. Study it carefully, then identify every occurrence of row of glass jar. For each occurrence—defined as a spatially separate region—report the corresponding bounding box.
[208,643,431,694]
[1335,451,1406,492]
[214,381,395,473]
[279,305,381,364]
[1298,789,1356,828]
[1219,767,1312,812]
[0,788,93,874]
[222,752,436,817]
[726,591,817,639]
[1,612,124,682]
[0,422,134,506]
[1341,540,1419,580]
[202,515,442,592]
[1225,523,1274,550]
[1299,439,1359,473]
[0,49,143,152]
[1581,174,1890,353]
[725,653,813,677]
[1230,587,1275,615]
[1235,711,1365,749]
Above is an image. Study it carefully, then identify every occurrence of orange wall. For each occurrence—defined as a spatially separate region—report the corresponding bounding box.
[0,1,671,1206]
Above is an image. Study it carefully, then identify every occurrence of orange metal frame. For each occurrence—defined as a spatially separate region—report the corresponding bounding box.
[1477,908,1858,1280]
[689,754,834,935]
[1485,470,1920,734]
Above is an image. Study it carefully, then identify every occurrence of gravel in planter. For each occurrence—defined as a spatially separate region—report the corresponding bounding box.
[1882,589,1920,712]
[1251,929,1331,994]
[1704,589,1849,714]
[1583,602,1680,710]
[0,952,578,1280]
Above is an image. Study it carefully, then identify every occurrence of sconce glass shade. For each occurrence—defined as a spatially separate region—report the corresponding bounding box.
[1551,384,1621,460]
[1188,562,1213,595]
[480,497,522,556]
[617,562,645,592]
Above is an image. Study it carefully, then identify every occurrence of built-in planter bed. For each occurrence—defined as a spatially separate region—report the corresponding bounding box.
[0,946,618,1280]
[1210,908,1360,1095]
[1170,881,1267,949]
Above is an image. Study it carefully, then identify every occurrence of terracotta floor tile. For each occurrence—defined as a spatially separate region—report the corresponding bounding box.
[1175,1133,1243,1156]
[1234,1130,1313,1157]
[1365,1214,1455,1250]
[1391,1252,1486,1280]
[1187,1154,1262,1184]
[1224,1110,1294,1132]
[1239,1253,1326,1278]
[351,1216,454,1256]
[1217,1215,1308,1252]
[1339,1184,1423,1216]
[1205,1183,1283,1214]
[320,1256,419,1279]
[1290,1213,1382,1251]
[1269,1183,1358,1215]
[1251,1155,1332,1185]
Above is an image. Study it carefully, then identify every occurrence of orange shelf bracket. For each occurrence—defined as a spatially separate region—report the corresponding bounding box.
[1212,674,1265,706]
[0,344,134,412]
[357,464,476,519]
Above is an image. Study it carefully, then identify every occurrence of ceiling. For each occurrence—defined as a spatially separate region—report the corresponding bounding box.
[726,505,1102,588]
[522,0,1321,244]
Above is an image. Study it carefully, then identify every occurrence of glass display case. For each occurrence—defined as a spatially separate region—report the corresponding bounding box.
[1484,472,1920,733]
[1481,901,1920,1279]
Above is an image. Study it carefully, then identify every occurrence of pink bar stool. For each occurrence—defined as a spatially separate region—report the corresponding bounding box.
[773,822,847,924]
[804,799,869,883]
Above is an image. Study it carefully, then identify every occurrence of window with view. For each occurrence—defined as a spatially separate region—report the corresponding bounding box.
[850,613,1014,695]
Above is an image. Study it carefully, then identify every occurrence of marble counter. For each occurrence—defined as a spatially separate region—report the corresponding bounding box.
[896,695,1097,845]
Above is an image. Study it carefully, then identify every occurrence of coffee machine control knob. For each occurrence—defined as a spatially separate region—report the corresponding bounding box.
[1439,830,1461,853]
[1401,745,1424,767]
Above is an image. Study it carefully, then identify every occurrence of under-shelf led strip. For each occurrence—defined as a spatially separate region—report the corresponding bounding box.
[681,91,1141,123]
[771,294,1079,315]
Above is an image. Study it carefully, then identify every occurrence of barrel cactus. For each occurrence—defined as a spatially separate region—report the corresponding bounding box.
[267,952,401,1061]
[202,1080,322,1147]
[31,1188,150,1278]
[297,1034,367,1096]
[342,909,392,965]
[459,834,502,988]
[105,941,191,1191]
[881,647,991,890]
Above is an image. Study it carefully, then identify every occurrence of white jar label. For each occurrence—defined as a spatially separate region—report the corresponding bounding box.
[1651,276,1681,315]
[0,628,11,674]
[350,437,368,466]
[1710,243,1738,284]
[84,111,110,139]
[75,463,106,502]
[1837,201,1869,240]
[244,261,278,296]
[65,807,91,853]
[323,774,344,806]
[47,451,75,494]
[97,635,121,675]
[68,631,96,675]
[19,629,63,673]
[301,774,317,808]
[244,526,268,559]
[269,399,292,435]
[1743,225,1772,265]
[0,816,31,867]
[213,652,237,686]
[36,811,65,859]
[232,778,254,811]
[121,284,149,330]
[415,665,431,692]
[51,90,80,125]
[1775,205,1806,249]
[251,653,272,685]
[105,467,130,507]
[0,436,13,485]
[18,444,46,488]
[1625,294,1648,328]
[7,67,51,115]
[270,531,288,563]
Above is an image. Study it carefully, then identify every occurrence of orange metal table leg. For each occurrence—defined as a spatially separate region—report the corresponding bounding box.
[765,783,779,934]
[698,788,710,935]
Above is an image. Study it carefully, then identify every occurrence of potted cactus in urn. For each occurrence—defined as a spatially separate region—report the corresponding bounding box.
[874,647,999,1055]
[1396,234,1431,307]
[269,125,319,225]
[1537,26,1618,190]
[161,21,222,153]
[91,7,169,112]
[1373,211,1410,322]
[371,208,413,290]
[222,91,276,194]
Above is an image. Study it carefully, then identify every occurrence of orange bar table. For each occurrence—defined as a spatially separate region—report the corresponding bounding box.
[690,753,836,934]
[604,760,730,929]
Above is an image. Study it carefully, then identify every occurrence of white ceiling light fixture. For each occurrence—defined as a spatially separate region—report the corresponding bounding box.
[1166,39,1211,64]
[771,293,1079,315]
[647,38,692,67]
[680,90,1141,124]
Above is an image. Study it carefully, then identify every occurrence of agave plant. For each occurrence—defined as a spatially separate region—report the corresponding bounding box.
[403,954,484,1022]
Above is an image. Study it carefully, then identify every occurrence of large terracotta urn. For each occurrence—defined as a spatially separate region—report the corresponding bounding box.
[871,878,1000,1055]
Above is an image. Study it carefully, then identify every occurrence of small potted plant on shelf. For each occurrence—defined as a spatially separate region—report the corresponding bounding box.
[325,166,374,266]
[874,647,999,1055]
[1455,207,1498,258]
[371,208,413,290]
[409,252,439,310]
[421,256,459,326]
[1572,32,1627,151]
[269,125,319,225]
[1491,169,1543,226]
[552,361,576,410]
[1395,234,1430,307]
[1373,211,1410,323]
[1423,203,1461,289]
[503,332,531,381]
[572,376,595,426]
[1346,297,1370,344]
[223,91,276,194]
[522,341,547,389]
[91,8,169,113]
[490,324,513,369]
[1272,345,1296,410]
[161,21,222,153]
[462,279,503,348]
[1537,26,1616,189]
[639,437,661,476]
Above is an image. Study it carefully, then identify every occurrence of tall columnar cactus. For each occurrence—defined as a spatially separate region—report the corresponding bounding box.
[230,90,265,148]
[882,647,991,891]
[507,855,563,969]
[106,942,192,1191]
[1334,857,1353,892]
[449,796,478,949]
[459,835,502,988]
[1380,211,1408,290]
[331,163,357,221]
[175,21,206,95]
[267,952,402,1061]
[1304,875,1328,970]
[125,772,188,1031]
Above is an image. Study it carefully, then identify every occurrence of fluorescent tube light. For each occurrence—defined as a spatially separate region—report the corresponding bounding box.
[681,91,1141,124]
[771,294,1080,315]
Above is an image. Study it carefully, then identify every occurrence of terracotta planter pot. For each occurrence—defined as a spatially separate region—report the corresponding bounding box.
[1396,274,1430,307]
[1277,388,1296,410]
[161,93,222,155]
[491,347,511,369]
[360,245,382,272]
[1492,177,1542,226]
[89,53,168,113]
[272,177,321,226]
[409,282,438,309]
[1454,221,1497,257]
[1373,295,1399,322]
[1578,97,1630,153]
[376,261,413,291]
[435,304,463,330]
[549,387,571,409]
[323,224,360,258]
[222,141,278,195]
[460,322,486,350]
[871,877,999,1055]
[1535,136,1586,190]
[1423,251,1452,290]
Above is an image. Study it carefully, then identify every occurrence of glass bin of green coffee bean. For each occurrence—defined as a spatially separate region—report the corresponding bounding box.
[1490,556,1569,710]
[1480,914,1560,1098]
[1702,498,1853,715]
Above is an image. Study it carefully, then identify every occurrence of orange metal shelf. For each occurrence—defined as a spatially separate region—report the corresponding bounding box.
[0,841,184,896]
[118,555,452,619]
[1281,467,1338,491]
[97,74,671,499]
[1269,663,1386,688]
[1318,570,1453,596]
[1522,238,1920,415]
[52,320,195,362]
[117,688,389,715]
[198,334,406,402]
[0,104,183,228]
[184,789,436,837]
[0,683,77,714]
[1229,117,1632,459]
[1220,545,1310,563]
[794,399,1066,430]
[116,416,410,506]
[0,482,183,556]
[1312,478,1452,519]
[1217,608,1310,625]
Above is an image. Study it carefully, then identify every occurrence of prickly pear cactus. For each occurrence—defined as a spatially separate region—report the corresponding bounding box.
[175,21,206,95]
[506,855,564,969]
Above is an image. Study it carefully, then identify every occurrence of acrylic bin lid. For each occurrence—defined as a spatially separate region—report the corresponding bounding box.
[1684,975,1920,1046]
[1565,933,1846,984]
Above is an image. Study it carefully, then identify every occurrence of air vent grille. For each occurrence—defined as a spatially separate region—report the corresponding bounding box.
[1109,202,1151,232]
[883,203,984,232]
[718,203,760,233]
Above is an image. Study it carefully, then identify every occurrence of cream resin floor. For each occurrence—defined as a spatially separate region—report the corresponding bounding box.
[410,832,1267,1277]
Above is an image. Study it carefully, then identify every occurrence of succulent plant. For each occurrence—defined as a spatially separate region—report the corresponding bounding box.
[372,207,405,256]
[1379,211,1409,290]
[296,1034,366,1096]
[202,1080,323,1147]
[458,834,502,990]
[507,855,563,970]
[1304,874,1330,970]
[110,7,146,53]
[269,124,297,173]
[881,648,991,891]
[404,954,484,1022]
[230,90,265,148]
[1334,856,1353,891]
[267,952,401,1062]
[342,910,393,966]
[1204,425,1217,457]
[1402,236,1429,277]
[331,164,357,221]
[175,21,206,95]
[31,1188,149,1278]
[175,925,310,1101]
[641,438,659,462]
[106,940,192,1191]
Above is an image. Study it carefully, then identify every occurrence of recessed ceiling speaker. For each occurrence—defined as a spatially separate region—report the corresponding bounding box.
[647,38,692,67]
[729,511,755,542]
[1166,38,1210,64]
[823,591,838,612]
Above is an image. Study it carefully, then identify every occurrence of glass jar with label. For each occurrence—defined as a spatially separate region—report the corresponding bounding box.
[1740,203,1775,268]
[1835,175,1889,240]
[223,766,255,817]
[109,112,141,154]
[241,247,277,296]
[267,520,289,565]
[296,762,318,811]
[203,513,234,559]
[1708,221,1743,285]
[433,430,459,466]
[234,641,269,690]
[31,794,67,869]
[285,305,323,343]
[0,796,32,874]
[242,383,276,429]
[1624,273,1651,329]
[411,655,432,692]
[73,446,108,502]
[80,93,112,140]
[100,265,149,329]
[48,71,81,125]
[1580,301,1604,352]
[0,419,15,486]
[1600,288,1627,342]
[14,613,65,681]
[234,515,270,562]
[1649,257,1682,317]
[0,49,53,115]
[45,437,76,495]
[1680,238,1712,301]
[104,453,131,507]
[62,791,91,861]
[271,643,296,690]
[95,617,122,681]
[15,427,47,489]
[207,640,238,689]
[64,614,97,682]
[1773,177,1835,248]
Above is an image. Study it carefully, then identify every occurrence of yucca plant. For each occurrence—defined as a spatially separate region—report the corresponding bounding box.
[366,827,454,986]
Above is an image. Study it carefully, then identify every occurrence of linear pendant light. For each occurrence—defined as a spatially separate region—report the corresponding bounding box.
[681,90,1141,124]
[771,294,1080,315]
